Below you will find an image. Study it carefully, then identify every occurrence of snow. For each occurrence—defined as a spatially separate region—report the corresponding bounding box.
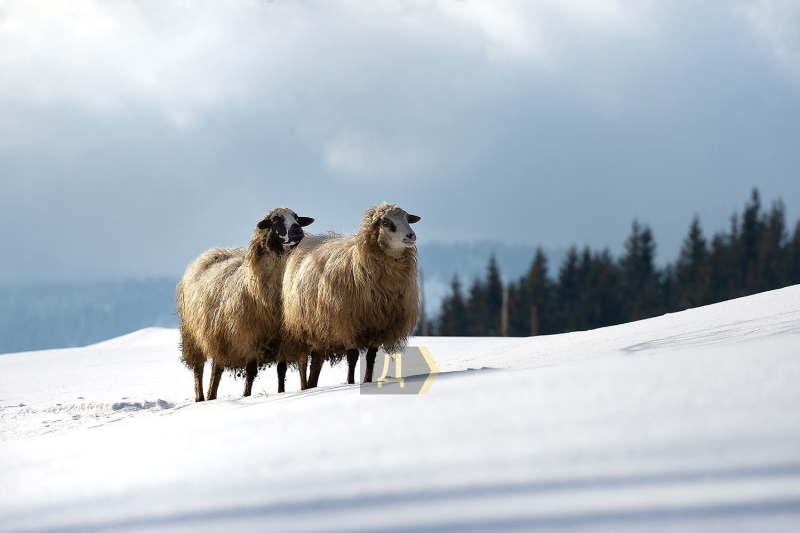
[1,286,799,532]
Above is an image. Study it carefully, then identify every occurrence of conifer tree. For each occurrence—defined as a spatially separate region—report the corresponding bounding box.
[786,221,800,285]
[674,216,709,309]
[485,254,503,331]
[585,248,624,328]
[756,200,786,292]
[436,275,469,336]
[574,247,595,331]
[507,248,554,336]
[466,277,488,336]
[556,247,580,332]
[740,189,764,294]
[707,231,736,303]
[525,248,554,334]
[728,213,744,301]
[661,264,677,313]
[620,220,659,320]
[464,255,503,336]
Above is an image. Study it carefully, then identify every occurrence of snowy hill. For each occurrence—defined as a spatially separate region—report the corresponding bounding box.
[1,286,799,532]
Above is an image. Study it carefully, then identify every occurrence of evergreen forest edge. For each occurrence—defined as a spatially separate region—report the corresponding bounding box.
[428,189,800,336]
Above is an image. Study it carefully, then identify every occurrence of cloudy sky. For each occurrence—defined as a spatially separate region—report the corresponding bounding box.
[1,0,799,282]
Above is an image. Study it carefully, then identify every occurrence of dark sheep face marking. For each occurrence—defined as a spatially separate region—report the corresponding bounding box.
[381,218,397,232]
[259,210,314,256]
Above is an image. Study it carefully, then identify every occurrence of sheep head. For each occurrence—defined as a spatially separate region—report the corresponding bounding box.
[256,207,314,255]
[364,202,420,255]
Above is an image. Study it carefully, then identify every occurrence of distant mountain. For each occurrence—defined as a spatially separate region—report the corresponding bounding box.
[0,279,179,355]
[0,243,564,353]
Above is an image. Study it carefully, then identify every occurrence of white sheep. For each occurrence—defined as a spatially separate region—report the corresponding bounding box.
[282,202,420,387]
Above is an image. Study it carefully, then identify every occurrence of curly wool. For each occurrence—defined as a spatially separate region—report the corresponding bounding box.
[282,203,419,357]
[177,208,294,373]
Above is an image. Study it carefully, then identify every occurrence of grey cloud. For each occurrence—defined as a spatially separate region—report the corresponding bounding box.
[1,1,799,282]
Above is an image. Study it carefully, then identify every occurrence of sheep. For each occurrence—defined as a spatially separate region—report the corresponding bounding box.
[177,207,314,402]
[282,202,421,388]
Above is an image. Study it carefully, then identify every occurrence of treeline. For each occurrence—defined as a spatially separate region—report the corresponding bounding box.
[432,189,800,336]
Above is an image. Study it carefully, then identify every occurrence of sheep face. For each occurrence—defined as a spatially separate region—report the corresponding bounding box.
[257,208,314,254]
[371,207,421,252]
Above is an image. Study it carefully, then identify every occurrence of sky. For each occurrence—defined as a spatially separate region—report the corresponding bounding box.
[1,0,799,282]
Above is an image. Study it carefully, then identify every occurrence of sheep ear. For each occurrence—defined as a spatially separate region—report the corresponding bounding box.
[297,217,314,227]
[407,214,421,224]
[257,218,272,230]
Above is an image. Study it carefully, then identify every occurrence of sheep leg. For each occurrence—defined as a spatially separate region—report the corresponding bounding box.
[298,353,308,390]
[193,363,205,402]
[346,349,359,385]
[363,347,378,383]
[207,362,224,401]
[277,360,287,393]
[243,360,258,397]
[308,351,324,389]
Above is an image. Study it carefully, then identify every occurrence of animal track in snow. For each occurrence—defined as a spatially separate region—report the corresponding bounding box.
[0,398,177,441]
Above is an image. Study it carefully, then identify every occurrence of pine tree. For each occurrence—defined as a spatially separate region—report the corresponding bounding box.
[786,221,800,285]
[464,254,504,336]
[725,212,744,299]
[466,277,487,336]
[707,231,736,303]
[525,248,553,334]
[507,248,554,336]
[674,216,709,309]
[556,247,580,332]
[585,248,623,328]
[661,264,677,313]
[740,189,764,294]
[573,247,595,331]
[485,254,503,335]
[756,200,787,292]
[620,220,659,321]
[436,275,469,336]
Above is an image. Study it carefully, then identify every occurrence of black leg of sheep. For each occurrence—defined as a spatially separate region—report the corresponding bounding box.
[277,360,287,393]
[307,351,325,389]
[243,360,258,397]
[363,347,378,383]
[346,349,359,384]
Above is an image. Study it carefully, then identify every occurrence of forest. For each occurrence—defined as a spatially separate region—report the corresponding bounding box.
[431,189,800,336]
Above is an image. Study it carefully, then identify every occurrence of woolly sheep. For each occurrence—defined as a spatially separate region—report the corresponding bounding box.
[282,202,420,388]
[177,208,314,402]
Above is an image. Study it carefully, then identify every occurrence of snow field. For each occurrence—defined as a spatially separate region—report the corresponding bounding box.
[0,285,799,532]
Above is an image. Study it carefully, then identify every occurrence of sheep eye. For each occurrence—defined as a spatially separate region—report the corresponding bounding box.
[381,218,390,227]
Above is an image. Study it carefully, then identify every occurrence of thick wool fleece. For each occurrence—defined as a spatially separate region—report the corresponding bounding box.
[282,203,419,358]
[177,207,297,373]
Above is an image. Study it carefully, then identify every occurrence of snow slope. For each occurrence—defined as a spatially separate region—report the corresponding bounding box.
[1,286,799,532]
